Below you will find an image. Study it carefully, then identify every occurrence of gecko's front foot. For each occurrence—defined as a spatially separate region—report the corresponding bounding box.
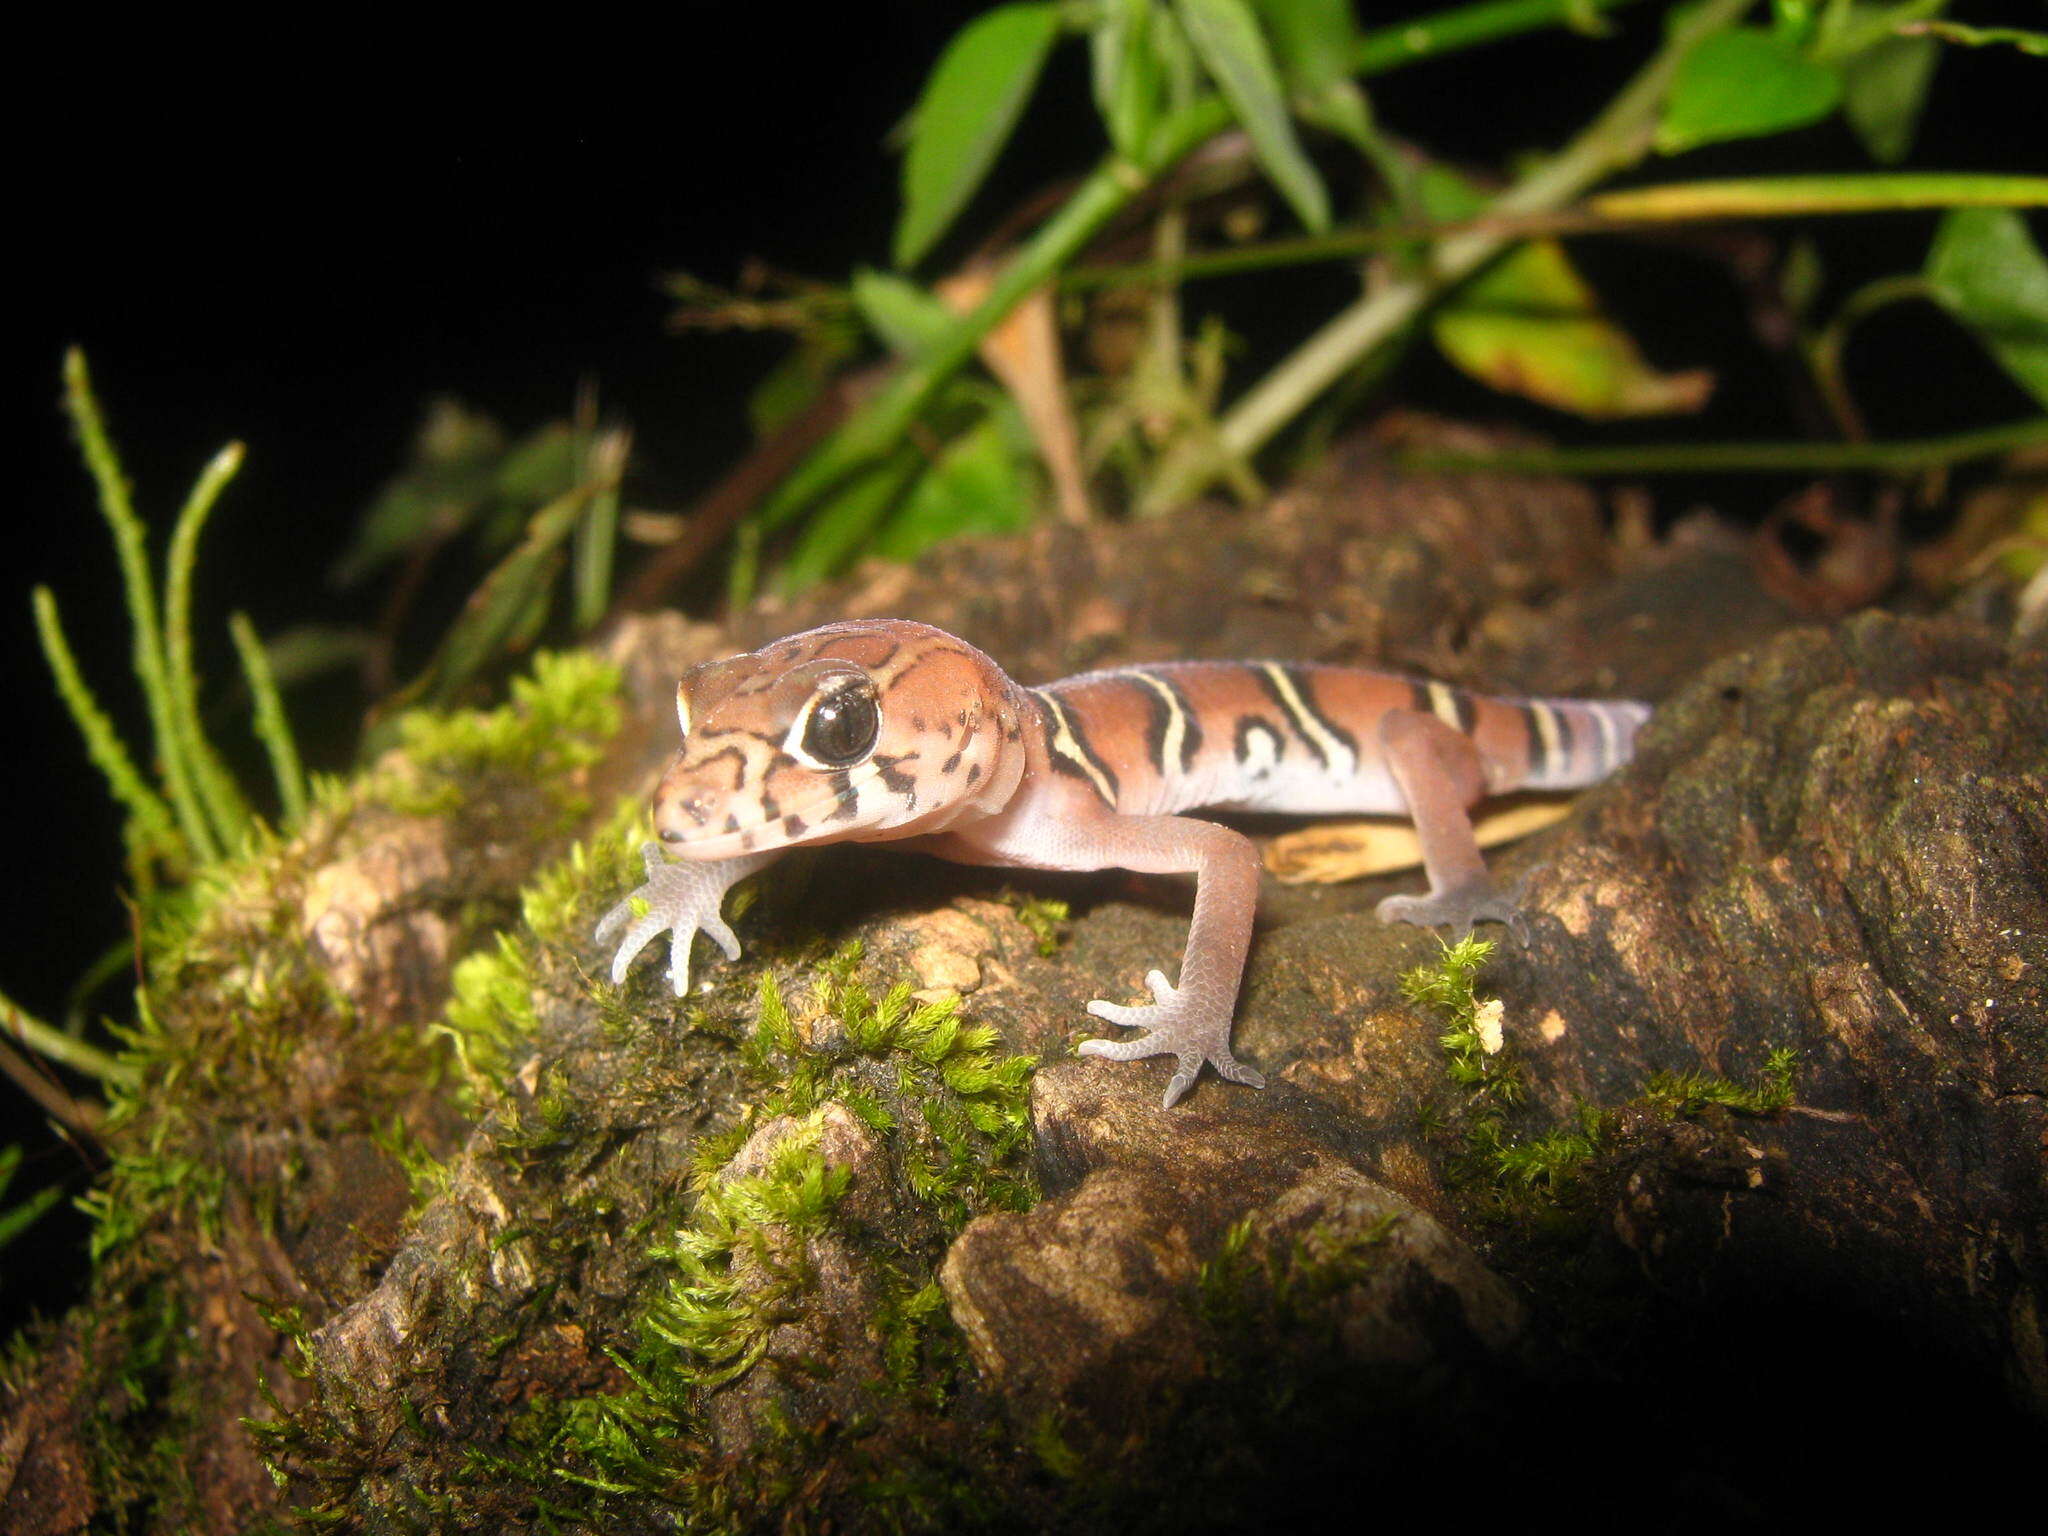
[1081,969,1266,1109]
[595,843,745,996]
[1375,874,1532,945]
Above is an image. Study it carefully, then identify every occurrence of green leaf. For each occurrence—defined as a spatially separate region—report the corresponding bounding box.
[1925,209,2048,410]
[1174,0,1330,232]
[1432,174,1716,420]
[1782,237,1825,322]
[1841,34,1937,163]
[331,400,506,587]
[1840,5,1940,163]
[1091,0,1161,159]
[1412,162,1485,223]
[0,1146,62,1250]
[894,3,1063,269]
[385,481,596,713]
[851,269,957,359]
[776,451,925,593]
[747,327,858,440]
[493,423,579,503]
[1434,245,1716,418]
[1254,0,1374,151]
[1656,27,1844,154]
[871,403,1035,563]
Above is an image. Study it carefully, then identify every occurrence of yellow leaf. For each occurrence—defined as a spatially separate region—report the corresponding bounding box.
[1434,240,1715,418]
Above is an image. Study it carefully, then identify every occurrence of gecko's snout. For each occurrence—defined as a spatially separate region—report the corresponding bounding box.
[655,787,719,839]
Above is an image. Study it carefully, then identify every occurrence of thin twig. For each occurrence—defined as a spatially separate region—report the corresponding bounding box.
[1397,416,2048,475]
[1064,174,2048,291]
[1,986,135,1087]
[0,1035,104,1139]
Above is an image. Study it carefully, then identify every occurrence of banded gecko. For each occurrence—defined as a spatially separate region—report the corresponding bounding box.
[599,620,1649,1107]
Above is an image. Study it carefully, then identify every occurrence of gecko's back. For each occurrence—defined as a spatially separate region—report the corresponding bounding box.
[1036,661,1652,819]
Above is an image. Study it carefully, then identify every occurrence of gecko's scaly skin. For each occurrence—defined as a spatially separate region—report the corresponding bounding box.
[597,620,1650,1108]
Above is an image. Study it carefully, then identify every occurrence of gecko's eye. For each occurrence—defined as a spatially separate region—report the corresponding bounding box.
[793,676,880,767]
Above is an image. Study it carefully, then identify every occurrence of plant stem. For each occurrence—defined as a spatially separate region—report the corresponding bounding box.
[2,986,137,1085]
[1808,272,1936,442]
[1065,174,2048,289]
[1139,0,1759,513]
[1586,173,2048,221]
[1350,0,1651,74]
[1397,415,2048,475]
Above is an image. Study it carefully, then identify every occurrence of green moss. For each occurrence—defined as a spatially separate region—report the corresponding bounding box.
[435,932,542,1102]
[1027,1409,1084,1482]
[43,742,464,1527]
[82,1278,202,1529]
[374,649,622,829]
[519,793,647,951]
[522,941,1039,1523]
[371,1116,455,1211]
[1195,1212,1400,1339]
[1008,894,1070,958]
[638,1114,852,1391]
[750,949,1039,1227]
[1402,939,1799,1208]
[1642,1045,1798,1117]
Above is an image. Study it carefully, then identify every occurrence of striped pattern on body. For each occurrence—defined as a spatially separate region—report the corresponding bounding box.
[1033,661,1651,818]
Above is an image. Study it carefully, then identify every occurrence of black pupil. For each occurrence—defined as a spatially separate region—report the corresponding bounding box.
[804,685,878,765]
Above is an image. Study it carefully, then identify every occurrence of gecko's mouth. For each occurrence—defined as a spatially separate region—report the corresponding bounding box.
[657,765,886,857]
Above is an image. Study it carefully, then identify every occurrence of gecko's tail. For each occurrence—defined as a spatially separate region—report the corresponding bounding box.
[1518,697,1653,791]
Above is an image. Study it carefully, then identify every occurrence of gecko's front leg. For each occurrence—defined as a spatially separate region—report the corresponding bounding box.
[1067,815,1268,1108]
[596,845,779,995]
[932,809,1267,1108]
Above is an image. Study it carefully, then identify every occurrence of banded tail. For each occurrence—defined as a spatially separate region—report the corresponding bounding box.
[1512,696,1653,792]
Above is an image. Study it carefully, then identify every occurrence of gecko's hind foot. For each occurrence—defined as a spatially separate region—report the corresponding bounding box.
[1376,874,1532,946]
[1081,970,1265,1108]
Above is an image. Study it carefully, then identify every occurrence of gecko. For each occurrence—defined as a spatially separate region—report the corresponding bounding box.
[597,619,1650,1107]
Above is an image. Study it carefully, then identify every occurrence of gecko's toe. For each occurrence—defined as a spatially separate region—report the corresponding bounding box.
[1377,879,1525,938]
[1077,1033,1151,1061]
[1084,998,1144,1032]
[1161,1063,1201,1109]
[1215,1057,1266,1090]
[607,911,669,983]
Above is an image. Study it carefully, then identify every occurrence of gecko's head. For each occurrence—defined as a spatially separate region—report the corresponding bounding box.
[650,621,1019,859]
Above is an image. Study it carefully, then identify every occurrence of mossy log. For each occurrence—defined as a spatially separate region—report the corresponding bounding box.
[4,427,2042,1532]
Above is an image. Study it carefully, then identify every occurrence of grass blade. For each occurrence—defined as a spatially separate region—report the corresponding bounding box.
[33,586,182,878]
[62,350,219,864]
[166,441,253,849]
[229,613,309,827]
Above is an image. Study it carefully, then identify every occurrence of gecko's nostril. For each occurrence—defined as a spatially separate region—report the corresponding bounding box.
[660,827,686,843]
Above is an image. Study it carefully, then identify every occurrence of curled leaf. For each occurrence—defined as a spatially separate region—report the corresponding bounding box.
[1434,240,1716,418]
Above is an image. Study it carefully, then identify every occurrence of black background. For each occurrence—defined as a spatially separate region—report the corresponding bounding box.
[9,0,2045,1467]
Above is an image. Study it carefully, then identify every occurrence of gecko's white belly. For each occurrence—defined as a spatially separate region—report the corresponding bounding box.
[1185,755,1407,818]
